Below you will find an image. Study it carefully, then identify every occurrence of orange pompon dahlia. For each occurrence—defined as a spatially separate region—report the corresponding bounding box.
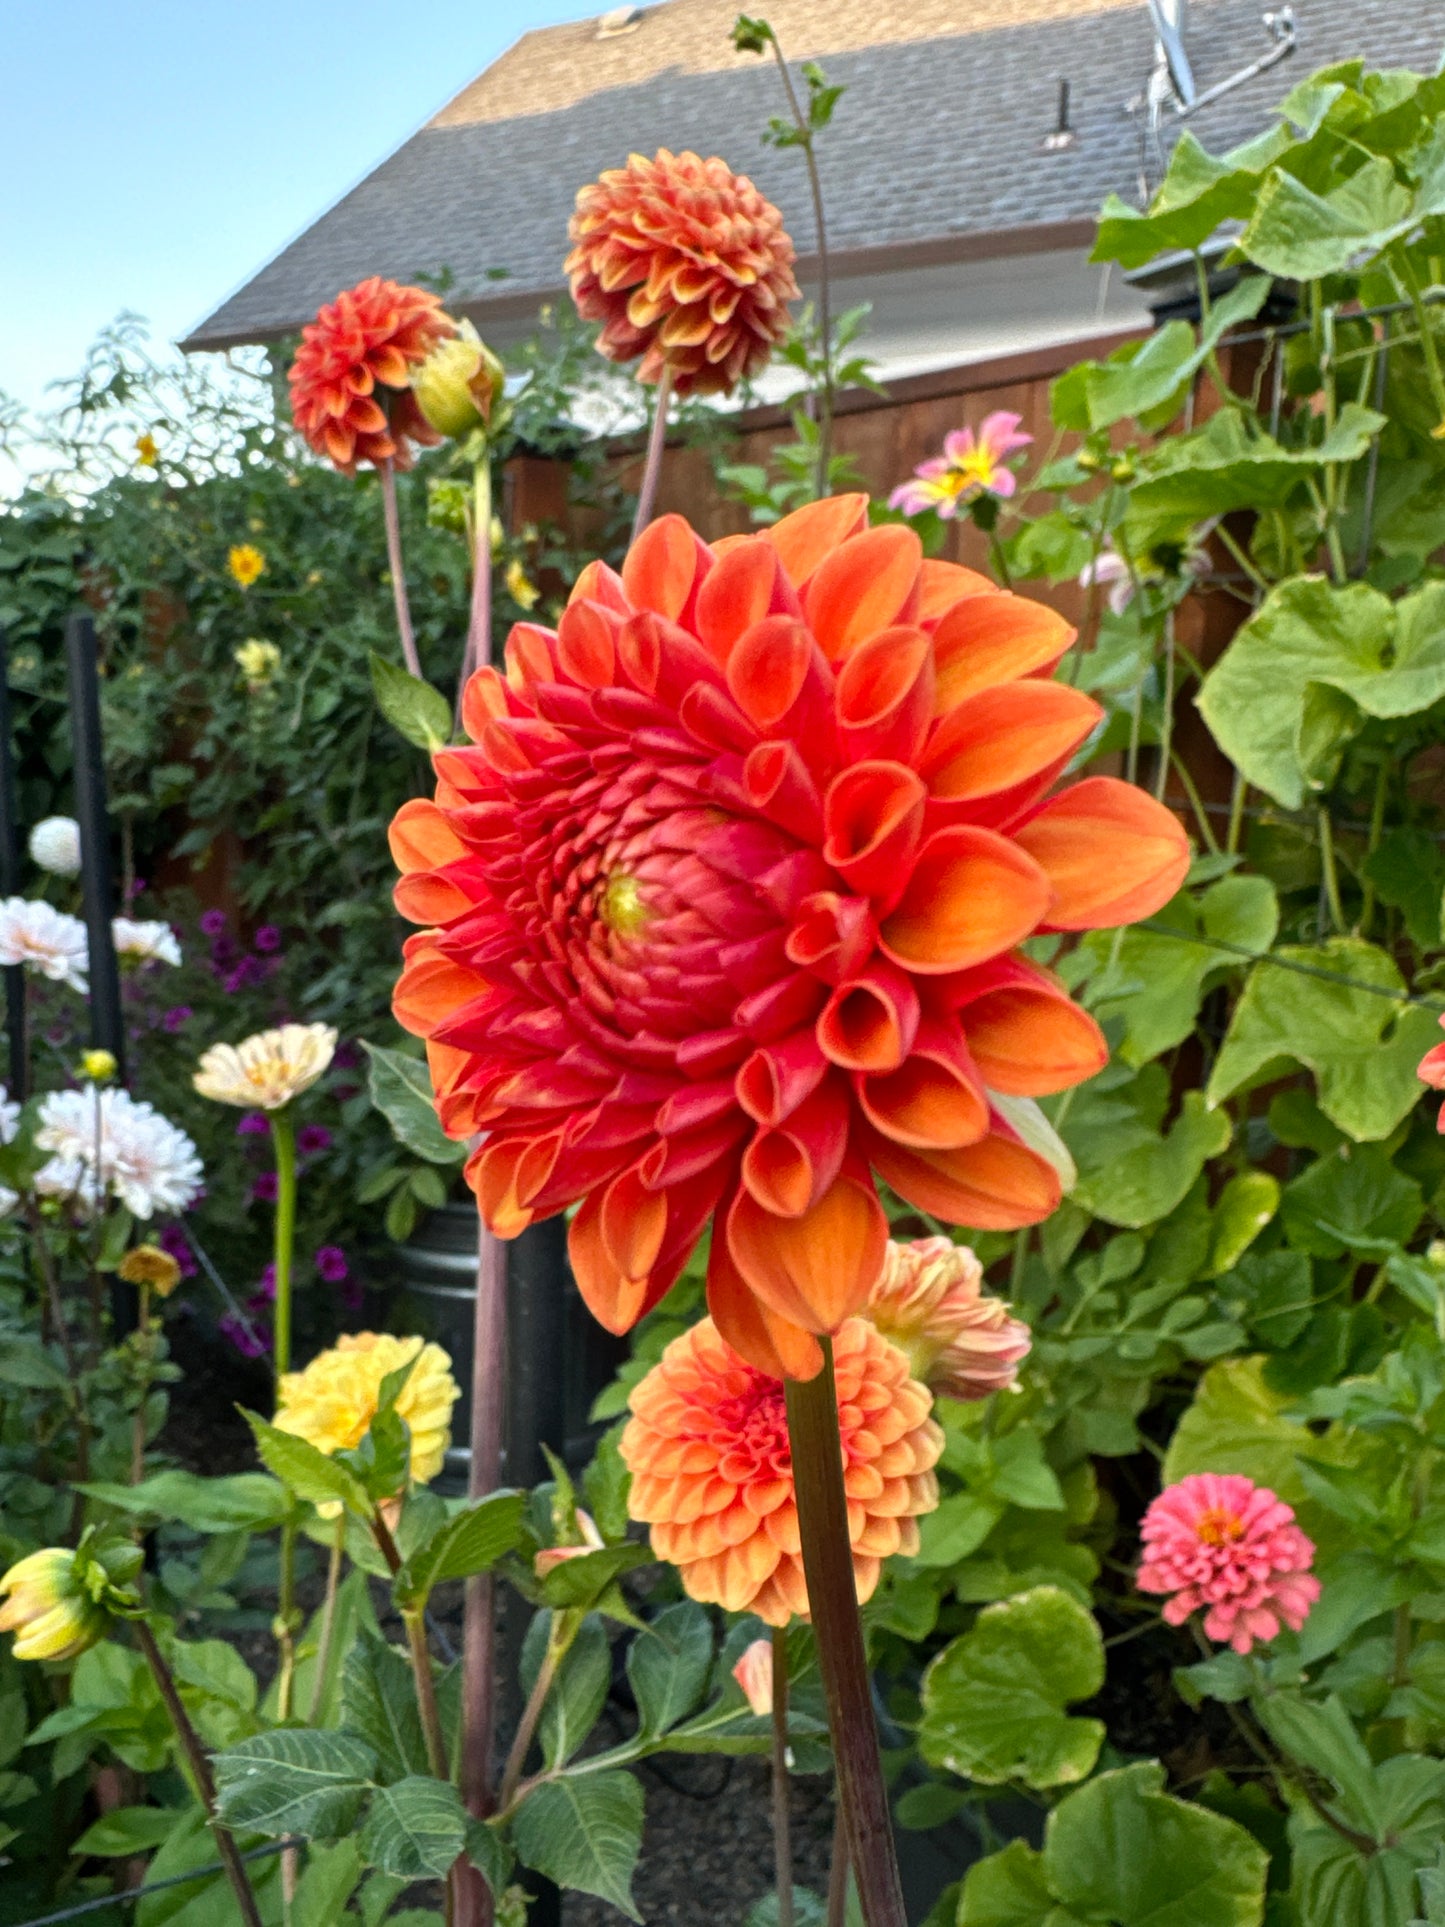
[620,1317,942,1626]
[389,496,1190,1380]
[288,276,454,474]
[566,149,799,395]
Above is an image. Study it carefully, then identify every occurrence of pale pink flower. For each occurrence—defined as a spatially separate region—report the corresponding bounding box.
[1077,548,1135,615]
[888,412,1032,519]
[732,1637,774,1716]
[866,1236,1031,1401]
[1137,1473,1319,1654]
[1418,1018,1445,1131]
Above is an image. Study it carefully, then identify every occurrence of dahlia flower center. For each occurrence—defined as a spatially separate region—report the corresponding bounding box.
[601,871,649,938]
[713,1381,791,1476]
[1195,1507,1246,1547]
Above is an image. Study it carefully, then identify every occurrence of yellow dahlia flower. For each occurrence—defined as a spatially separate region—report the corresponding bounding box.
[0,1532,141,1663]
[118,1243,183,1297]
[274,1333,459,1510]
[194,1022,337,1110]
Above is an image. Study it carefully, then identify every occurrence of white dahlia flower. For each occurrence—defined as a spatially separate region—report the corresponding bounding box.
[27,817,82,877]
[0,1087,19,1146]
[112,918,182,968]
[0,899,88,993]
[35,1087,202,1219]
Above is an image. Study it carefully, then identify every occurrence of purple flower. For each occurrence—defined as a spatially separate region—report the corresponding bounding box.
[158,1222,198,1279]
[236,1110,270,1136]
[333,1040,362,1071]
[224,957,263,994]
[314,1244,349,1283]
[254,925,282,953]
[199,909,228,938]
[219,1311,269,1359]
[128,877,147,899]
[254,1263,277,1303]
[162,1005,193,1033]
[297,1124,333,1157]
[251,1171,279,1204]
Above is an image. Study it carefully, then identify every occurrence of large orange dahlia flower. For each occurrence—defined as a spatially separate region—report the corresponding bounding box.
[389,495,1189,1379]
[288,276,454,474]
[620,1316,942,1625]
[566,149,799,395]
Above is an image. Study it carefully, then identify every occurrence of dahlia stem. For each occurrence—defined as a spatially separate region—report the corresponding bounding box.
[764,32,833,497]
[497,1611,578,1812]
[307,1513,347,1723]
[784,1339,905,1927]
[457,455,492,726]
[268,1108,297,1381]
[455,1222,508,1927]
[133,1621,265,1927]
[372,1516,451,1788]
[826,1802,850,1927]
[380,459,423,679]
[630,365,673,543]
[770,1627,795,1927]
[130,1282,152,1484]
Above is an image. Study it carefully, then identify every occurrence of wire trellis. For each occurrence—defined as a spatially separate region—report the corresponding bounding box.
[9,1838,298,1927]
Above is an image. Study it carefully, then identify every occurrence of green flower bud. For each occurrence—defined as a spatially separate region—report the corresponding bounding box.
[411,320,506,441]
[0,1532,141,1663]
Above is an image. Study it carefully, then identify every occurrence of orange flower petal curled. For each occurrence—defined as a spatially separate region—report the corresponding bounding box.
[288,277,453,475]
[620,1316,941,1623]
[566,149,799,396]
[388,495,1188,1378]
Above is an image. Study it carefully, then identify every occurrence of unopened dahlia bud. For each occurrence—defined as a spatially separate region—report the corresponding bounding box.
[867,1237,1031,1402]
[28,816,82,878]
[732,1637,774,1716]
[0,1533,143,1662]
[534,1507,604,1578]
[411,319,506,441]
[119,1243,183,1298]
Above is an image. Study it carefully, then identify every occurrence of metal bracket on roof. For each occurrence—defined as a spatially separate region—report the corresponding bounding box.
[1129,4,1297,195]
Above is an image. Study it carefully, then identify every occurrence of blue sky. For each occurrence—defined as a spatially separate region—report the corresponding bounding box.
[3,0,605,415]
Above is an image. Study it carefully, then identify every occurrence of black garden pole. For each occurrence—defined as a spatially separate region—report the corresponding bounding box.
[0,626,25,1098]
[64,613,126,1085]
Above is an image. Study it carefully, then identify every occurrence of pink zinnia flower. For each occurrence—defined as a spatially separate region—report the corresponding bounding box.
[889,413,1032,519]
[1418,1019,1445,1130]
[1137,1473,1319,1654]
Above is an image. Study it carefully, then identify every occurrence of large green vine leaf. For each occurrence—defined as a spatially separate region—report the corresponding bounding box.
[1163,1356,1344,1505]
[1063,1067,1232,1229]
[1198,579,1445,809]
[918,1586,1105,1789]
[1206,937,1440,1141]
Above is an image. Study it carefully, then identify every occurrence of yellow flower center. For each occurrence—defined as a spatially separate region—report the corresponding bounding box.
[1195,1507,1245,1546]
[601,872,649,938]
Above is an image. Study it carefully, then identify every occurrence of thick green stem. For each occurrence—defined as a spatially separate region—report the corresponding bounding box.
[133,1622,265,1927]
[307,1514,347,1724]
[785,1341,905,1927]
[276,1520,298,1722]
[771,1627,795,1927]
[497,1613,578,1814]
[630,365,673,543]
[1318,807,1346,935]
[1226,769,1248,857]
[268,1109,297,1381]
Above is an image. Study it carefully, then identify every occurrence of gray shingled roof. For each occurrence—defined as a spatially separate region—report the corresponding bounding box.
[184,0,1445,351]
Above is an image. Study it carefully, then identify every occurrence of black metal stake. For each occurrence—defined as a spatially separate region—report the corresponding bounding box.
[0,626,25,1098]
[64,614,126,1084]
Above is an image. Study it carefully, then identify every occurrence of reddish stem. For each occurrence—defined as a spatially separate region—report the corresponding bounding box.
[379,460,422,678]
[629,365,673,544]
[785,1339,905,1927]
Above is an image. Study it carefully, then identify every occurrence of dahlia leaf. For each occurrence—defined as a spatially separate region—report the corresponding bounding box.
[511,1770,644,1920]
[361,1041,465,1165]
[523,1612,610,1768]
[73,1470,289,1534]
[243,1411,374,1520]
[358,1773,468,1880]
[212,1727,377,1839]
[918,1584,1105,1789]
[341,1630,432,1781]
[627,1600,712,1735]
[369,652,451,753]
[392,1491,527,1609]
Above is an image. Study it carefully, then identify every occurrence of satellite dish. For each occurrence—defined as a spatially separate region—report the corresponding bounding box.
[1147,0,1198,106]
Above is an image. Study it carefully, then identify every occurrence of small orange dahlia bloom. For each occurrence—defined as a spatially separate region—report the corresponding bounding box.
[566,149,799,395]
[288,276,454,474]
[867,1236,1030,1401]
[389,495,1189,1379]
[620,1317,942,1625]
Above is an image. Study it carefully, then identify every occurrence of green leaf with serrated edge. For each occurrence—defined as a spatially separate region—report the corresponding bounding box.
[393,1491,526,1609]
[512,1772,644,1921]
[1199,579,1445,810]
[1162,1356,1343,1506]
[358,1775,468,1880]
[243,1411,374,1518]
[212,1728,376,1838]
[1290,1755,1445,1927]
[277,1567,379,1727]
[1046,1762,1268,1927]
[1207,938,1441,1144]
[524,1613,610,1768]
[369,652,451,751]
[360,1041,465,1165]
[627,1601,713,1735]
[72,1805,184,1855]
[958,1839,1075,1927]
[919,1586,1105,1789]
[537,1541,653,1610]
[76,1471,288,1533]
[341,1631,430,1781]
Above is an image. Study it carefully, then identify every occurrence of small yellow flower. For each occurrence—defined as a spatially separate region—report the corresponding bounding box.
[194,1022,337,1111]
[275,1333,459,1511]
[234,639,281,688]
[135,433,159,468]
[80,1049,117,1083]
[118,1244,183,1297]
[505,558,539,611]
[0,1550,102,1661]
[228,544,266,589]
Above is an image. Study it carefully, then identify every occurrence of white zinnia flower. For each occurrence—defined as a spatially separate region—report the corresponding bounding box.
[0,1086,19,1146]
[34,1087,202,1220]
[27,817,82,878]
[112,918,182,968]
[194,1023,338,1110]
[0,899,88,993]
